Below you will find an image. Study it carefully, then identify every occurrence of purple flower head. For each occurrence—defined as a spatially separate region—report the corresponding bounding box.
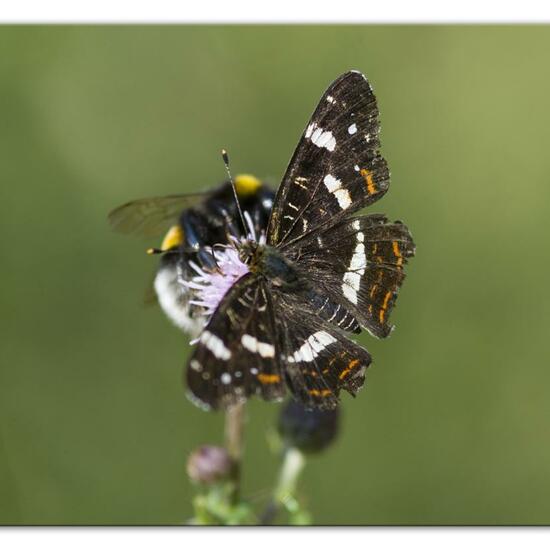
[181,211,264,323]
[185,248,249,317]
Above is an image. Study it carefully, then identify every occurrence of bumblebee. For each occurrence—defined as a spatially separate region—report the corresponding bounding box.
[108,174,275,336]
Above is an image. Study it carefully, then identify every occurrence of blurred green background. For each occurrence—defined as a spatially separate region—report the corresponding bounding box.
[1,25,550,525]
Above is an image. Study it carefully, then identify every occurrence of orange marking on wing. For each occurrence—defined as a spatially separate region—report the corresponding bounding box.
[392,241,403,267]
[339,359,360,380]
[368,304,373,315]
[360,169,376,194]
[372,243,378,254]
[377,270,384,283]
[379,291,392,324]
[257,373,280,384]
[369,284,378,298]
[308,388,332,397]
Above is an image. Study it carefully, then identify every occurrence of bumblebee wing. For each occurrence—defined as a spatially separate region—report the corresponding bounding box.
[108,192,210,238]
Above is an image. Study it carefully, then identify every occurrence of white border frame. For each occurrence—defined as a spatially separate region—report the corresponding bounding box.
[2,0,550,23]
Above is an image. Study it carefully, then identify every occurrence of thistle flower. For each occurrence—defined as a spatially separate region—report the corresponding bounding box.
[187,445,234,485]
[183,247,250,317]
[180,211,262,320]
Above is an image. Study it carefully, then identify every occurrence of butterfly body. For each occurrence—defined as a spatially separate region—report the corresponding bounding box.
[245,245,303,291]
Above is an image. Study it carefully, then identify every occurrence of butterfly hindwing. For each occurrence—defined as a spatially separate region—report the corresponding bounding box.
[285,214,415,338]
[186,273,285,410]
[268,71,389,248]
[274,291,371,410]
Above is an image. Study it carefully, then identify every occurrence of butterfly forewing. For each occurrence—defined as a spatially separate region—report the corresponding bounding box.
[268,71,389,248]
[186,273,285,410]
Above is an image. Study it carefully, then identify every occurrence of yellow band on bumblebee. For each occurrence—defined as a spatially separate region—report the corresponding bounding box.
[160,225,184,251]
[234,174,261,196]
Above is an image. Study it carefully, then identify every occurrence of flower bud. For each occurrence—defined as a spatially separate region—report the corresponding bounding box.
[186,445,233,485]
[277,399,340,454]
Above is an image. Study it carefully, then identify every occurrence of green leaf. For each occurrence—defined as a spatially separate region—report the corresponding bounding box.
[189,483,256,525]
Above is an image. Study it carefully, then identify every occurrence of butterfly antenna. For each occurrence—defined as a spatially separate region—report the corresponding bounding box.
[221,149,247,234]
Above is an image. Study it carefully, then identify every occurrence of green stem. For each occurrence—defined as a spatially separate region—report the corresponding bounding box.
[224,402,246,505]
[260,447,305,525]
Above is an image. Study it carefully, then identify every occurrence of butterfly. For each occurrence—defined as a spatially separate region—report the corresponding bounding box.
[186,70,415,411]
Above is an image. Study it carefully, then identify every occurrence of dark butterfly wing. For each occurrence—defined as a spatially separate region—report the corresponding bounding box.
[186,273,285,410]
[108,192,209,238]
[300,287,361,334]
[186,270,372,411]
[267,71,389,248]
[286,214,415,338]
[274,290,372,410]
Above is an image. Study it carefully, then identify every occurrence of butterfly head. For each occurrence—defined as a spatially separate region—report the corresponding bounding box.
[236,238,258,265]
